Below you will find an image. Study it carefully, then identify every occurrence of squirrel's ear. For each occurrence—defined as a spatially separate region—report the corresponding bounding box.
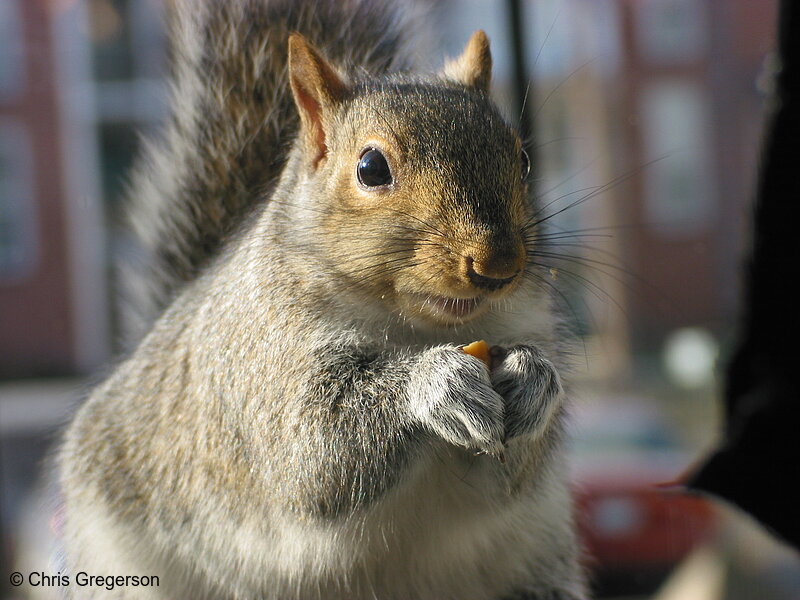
[288,33,347,168]
[441,30,492,92]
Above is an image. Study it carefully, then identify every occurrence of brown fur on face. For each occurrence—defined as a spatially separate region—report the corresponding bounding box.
[303,84,529,326]
[284,33,531,327]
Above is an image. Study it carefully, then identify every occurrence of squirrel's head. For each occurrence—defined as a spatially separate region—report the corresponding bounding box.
[286,31,533,327]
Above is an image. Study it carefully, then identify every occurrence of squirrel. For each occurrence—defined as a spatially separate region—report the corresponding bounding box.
[58,0,588,598]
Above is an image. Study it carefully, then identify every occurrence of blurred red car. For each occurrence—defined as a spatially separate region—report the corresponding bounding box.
[569,401,717,593]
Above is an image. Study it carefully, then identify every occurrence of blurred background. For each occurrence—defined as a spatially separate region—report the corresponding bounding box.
[1,0,798,598]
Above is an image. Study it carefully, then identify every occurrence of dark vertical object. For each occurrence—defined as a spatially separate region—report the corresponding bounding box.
[689,0,800,549]
[507,0,535,164]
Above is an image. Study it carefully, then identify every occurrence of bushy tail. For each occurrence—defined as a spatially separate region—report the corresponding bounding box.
[123,0,412,343]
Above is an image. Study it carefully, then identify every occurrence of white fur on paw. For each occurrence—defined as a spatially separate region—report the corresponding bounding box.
[408,346,505,454]
[490,345,563,440]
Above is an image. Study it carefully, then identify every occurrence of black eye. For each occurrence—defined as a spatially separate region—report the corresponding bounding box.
[357,148,393,188]
[520,149,530,181]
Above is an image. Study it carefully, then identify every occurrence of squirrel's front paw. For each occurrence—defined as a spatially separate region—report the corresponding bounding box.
[490,345,563,441]
[408,346,505,455]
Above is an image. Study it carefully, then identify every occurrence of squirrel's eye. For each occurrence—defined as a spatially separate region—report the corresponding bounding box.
[357,148,392,188]
[520,149,530,181]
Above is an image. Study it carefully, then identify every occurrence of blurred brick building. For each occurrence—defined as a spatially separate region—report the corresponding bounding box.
[613,0,777,355]
[1,0,168,380]
[0,0,108,378]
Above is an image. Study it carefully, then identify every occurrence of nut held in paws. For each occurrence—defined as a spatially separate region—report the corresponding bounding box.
[461,340,491,367]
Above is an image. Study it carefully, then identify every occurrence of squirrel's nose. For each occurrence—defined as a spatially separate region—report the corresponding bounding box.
[465,255,520,291]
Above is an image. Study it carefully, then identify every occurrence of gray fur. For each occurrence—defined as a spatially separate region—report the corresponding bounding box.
[408,345,506,456]
[59,0,589,598]
[492,345,564,440]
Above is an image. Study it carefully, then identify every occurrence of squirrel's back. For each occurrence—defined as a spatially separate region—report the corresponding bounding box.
[123,0,414,341]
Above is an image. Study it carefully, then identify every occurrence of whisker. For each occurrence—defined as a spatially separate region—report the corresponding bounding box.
[526,157,665,231]
[532,56,600,122]
[527,185,607,225]
[518,267,590,366]
[534,159,598,202]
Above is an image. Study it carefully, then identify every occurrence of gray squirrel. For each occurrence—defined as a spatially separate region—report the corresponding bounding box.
[58,0,588,598]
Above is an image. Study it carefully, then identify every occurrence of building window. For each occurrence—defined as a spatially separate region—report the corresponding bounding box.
[0,0,25,99]
[635,0,705,64]
[0,122,37,280]
[640,80,714,236]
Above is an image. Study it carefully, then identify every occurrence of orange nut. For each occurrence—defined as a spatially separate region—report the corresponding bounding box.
[462,340,491,367]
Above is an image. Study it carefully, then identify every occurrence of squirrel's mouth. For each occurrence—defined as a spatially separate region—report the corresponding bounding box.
[408,293,484,322]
